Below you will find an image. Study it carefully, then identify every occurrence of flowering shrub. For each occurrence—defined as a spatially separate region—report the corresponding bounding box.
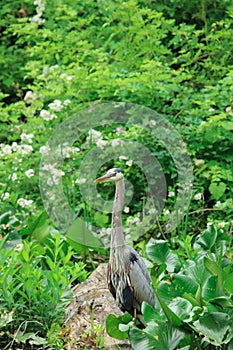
[0,0,233,348]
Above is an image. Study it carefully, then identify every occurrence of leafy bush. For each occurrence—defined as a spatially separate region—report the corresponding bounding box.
[1,0,233,348]
[0,232,87,349]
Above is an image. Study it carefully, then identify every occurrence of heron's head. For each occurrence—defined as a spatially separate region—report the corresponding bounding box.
[95,168,123,183]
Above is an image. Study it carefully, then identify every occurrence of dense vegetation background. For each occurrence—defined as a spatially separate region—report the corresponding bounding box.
[0,0,232,349]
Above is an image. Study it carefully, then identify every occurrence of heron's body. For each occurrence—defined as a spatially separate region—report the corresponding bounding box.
[95,168,155,323]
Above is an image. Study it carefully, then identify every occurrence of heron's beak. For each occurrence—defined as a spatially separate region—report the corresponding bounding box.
[95,173,111,183]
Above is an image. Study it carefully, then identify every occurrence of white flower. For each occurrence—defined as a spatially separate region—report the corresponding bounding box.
[14,243,24,252]
[208,108,215,112]
[163,209,170,215]
[207,222,213,228]
[119,155,128,161]
[1,192,10,200]
[168,191,175,197]
[148,208,157,215]
[39,145,50,155]
[111,139,123,147]
[57,144,80,158]
[226,106,232,113]
[126,160,133,166]
[20,145,34,155]
[47,178,54,186]
[40,109,51,121]
[218,222,228,228]
[87,129,102,143]
[11,173,17,181]
[64,99,71,106]
[215,201,222,208]
[48,99,63,112]
[75,178,87,184]
[25,169,35,178]
[149,120,156,127]
[20,132,34,144]
[44,167,65,186]
[123,206,130,213]
[40,109,57,121]
[96,139,107,149]
[194,159,205,167]
[194,193,202,200]
[17,198,33,208]
[24,91,37,102]
[11,142,20,152]
[133,217,140,225]
[1,144,12,155]
[30,14,45,25]
[30,0,45,25]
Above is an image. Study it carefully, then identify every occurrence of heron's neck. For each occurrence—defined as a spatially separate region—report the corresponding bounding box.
[111,178,125,249]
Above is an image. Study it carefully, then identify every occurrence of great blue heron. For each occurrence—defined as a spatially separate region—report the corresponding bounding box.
[95,168,155,325]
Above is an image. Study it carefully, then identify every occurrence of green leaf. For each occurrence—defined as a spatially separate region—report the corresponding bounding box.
[66,217,102,248]
[209,182,226,200]
[130,323,186,350]
[155,290,183,327]
[195,225,217,249]
[192,312,230,346]
[146,239,169,263]
[146,239,180,272]
[142,302,166,324]
[106,313,132,340]
[204,257,224,292]
[130,327,159,350]
[168,297,193,322]
[225,272,233,294]
[94,212,109,226]
[20,211,50,242]
[222,121,233,130]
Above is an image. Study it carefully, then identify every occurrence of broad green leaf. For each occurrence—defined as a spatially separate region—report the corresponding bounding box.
[20,211,50,242]
[185,258,210,287]
[106,313,132,340]
[209,296,233,308]
[142,301,166,324]
[66,217,102,248]
[222,121,233,130]
[202,275,219,300]
[146,239,180,272]
[94,211,109,226]
[192,312,230,345]
[225,272,233,294]
[146,239,169,263]
[173,274,199,296]
[168,297,193,322]
[166,252,181,273]
[194,225,217,249]
[155,290,183,327]
[130,323,186,350]
[204,257,224,291]
[209,182,226,200]
[130,327,159,350]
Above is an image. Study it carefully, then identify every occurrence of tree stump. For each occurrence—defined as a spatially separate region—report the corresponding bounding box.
[64,263,131,349]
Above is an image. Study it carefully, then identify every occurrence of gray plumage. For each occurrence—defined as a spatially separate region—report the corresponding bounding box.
[95,168,155,323]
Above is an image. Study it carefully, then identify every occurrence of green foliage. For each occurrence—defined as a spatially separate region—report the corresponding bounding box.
[1,0,233,348]
[108,225,233,349]
[0,233,87,349]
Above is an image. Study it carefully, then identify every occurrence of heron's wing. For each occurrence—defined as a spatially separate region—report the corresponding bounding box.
[127,247,155,309]
[128,246,152,283]
[107,262,116,299]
